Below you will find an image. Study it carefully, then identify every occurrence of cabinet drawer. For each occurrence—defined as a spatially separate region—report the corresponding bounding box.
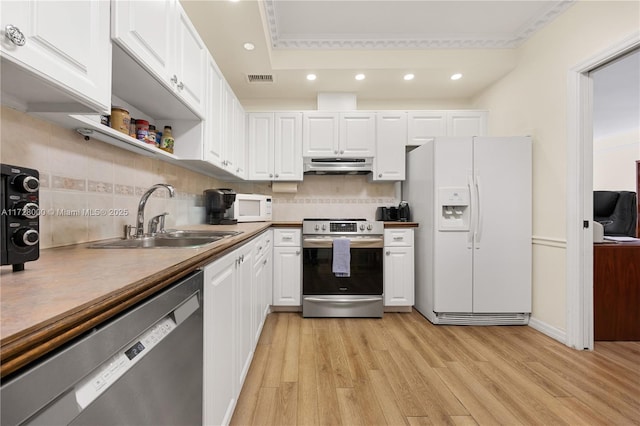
[253,230,273,261]
[273,229,301,247]
[384,229,414,247]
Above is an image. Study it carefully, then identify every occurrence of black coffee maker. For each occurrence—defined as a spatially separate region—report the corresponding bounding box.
[204,188,237,225]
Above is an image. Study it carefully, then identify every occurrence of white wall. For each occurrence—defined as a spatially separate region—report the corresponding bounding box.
[472,0,640,331]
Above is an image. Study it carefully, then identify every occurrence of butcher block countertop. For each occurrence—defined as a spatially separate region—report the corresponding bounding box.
[0,222,270,378]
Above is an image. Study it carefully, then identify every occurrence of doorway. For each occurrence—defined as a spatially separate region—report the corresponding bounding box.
[567,33,640,350]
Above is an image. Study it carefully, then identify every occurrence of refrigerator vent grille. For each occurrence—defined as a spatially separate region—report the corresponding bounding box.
[435,313,529,326]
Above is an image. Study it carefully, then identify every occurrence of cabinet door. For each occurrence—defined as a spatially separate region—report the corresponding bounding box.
[234,101,247,178]
[248,113,274,180]
[236,244,254,389]
[373,112,407,181]
[203,253,237,426]
[273,246,301,306]
[174,2,207,118]
[407,111,446,145]
[274,113,303,180]
[1,0,111,112]
[447,111,487,137]
[111,0,174,86]
[303,112,339,156]
[384,246,415,306]
[204,55,224,167]
[339,112,376,157]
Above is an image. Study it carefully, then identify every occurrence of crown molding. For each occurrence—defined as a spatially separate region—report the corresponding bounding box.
[264,0,575,50]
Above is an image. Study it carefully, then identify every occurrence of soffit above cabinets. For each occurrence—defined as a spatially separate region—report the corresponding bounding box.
[264,0,575,50]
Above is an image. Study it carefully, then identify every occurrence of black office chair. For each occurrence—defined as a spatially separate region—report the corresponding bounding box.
[593,191,637,237]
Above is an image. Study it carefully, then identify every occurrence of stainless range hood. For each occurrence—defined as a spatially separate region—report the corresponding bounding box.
[303,157,373,175]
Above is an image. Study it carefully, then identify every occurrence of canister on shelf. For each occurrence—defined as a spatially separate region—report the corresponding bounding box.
[160,126,175,153]
[110,107,130,135]
[136,119,151,144]
[148,125,158,146]
[129,118,137,138]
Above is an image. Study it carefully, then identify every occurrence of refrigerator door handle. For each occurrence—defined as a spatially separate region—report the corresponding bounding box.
[475,174,483,247]
[467,175,475,248]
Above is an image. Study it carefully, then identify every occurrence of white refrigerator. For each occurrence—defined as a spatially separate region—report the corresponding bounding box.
[404,137,532,325]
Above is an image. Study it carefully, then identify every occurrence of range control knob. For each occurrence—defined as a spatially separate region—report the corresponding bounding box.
[13,174,39,193]
[14,202,39,219]
[13,228,39,247]
[314,224,320,231]
[321,224,327,231]
[367,224,373,231]
[359,224,365,230]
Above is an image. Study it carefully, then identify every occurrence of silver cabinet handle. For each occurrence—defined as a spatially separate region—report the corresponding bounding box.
[269,173,273,178]
[171,75,178,84]
[393,237,403,240]
[386,251,390,255]
[275,173,279,178]
[340,150,344,154]
[5,25,26,46]
[378,173,383,178]
[296,250,300,255]
[177,81,184,90]
[263,258,268,265]
[334,150,338,154]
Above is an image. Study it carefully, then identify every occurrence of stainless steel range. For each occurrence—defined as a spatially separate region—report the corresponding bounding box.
[302,218,384,318]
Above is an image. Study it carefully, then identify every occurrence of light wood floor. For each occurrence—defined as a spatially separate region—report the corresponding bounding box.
[231,311,640,425]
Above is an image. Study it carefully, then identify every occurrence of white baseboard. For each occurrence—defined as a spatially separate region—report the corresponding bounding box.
[528,316,567,344]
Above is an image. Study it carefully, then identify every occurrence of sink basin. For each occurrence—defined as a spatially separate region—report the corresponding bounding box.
[88,230,243,249]
[163,230,242,238]
[90,236,222,249]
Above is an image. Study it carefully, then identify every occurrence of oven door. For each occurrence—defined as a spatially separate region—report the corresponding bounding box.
[302,235,384,317]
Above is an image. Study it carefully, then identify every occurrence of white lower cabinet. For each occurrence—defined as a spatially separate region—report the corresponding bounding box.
[203,249,237,426]
[253,230,273,346]
[203,231,272,426]
[383,229,415,306]
[272,229,302,306]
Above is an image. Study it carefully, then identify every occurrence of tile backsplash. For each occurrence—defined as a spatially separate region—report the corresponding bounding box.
[1,106,400,248]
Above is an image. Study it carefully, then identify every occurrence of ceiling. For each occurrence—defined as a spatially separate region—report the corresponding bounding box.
[181,0,575,105]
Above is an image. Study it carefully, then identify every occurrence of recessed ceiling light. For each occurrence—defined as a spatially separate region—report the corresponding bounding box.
[404,73,415,81]
[243,42,255,51]
[355,73,366,81]
[306,74,317,81]
[451,73,463,80]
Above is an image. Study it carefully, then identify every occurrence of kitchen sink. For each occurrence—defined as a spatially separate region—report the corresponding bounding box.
[163,230,242,238]
[88,230,243,249]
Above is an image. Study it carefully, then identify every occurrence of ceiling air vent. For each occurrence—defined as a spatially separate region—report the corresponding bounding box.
[246,74,274,84]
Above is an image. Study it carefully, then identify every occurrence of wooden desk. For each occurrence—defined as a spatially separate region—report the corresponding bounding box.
[594,240,640,340]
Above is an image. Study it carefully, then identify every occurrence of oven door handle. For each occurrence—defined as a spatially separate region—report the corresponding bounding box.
[302,237,384,248]
[304,297,383,303]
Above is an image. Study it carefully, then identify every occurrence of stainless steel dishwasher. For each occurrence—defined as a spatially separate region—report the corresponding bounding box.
[1,270,203,426]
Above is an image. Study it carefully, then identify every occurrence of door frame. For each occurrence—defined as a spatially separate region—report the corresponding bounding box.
[566,32,640,350]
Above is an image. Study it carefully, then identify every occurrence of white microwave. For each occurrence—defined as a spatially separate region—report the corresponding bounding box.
[228,194,272,222]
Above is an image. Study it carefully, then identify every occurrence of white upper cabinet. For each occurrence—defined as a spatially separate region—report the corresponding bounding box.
[174,2,207,116]
[407,111,447,145]
[0,0,111,113]
[373,112,407,181]
[339,112,376,157]
[204,55,224,168]
[303,112,339,157]
[112,0,206,118]
[274,113,303,180]
[303,112,375,158]
[248,113,275,180]
[448,110,488,137]
[249,112,303,181]
[110,0,173,82]
[407,110,487,146]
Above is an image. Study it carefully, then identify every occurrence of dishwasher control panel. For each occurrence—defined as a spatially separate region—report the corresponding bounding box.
[75,317,176,409]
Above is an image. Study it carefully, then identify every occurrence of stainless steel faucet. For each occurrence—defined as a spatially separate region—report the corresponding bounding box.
[135,184,175,237]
